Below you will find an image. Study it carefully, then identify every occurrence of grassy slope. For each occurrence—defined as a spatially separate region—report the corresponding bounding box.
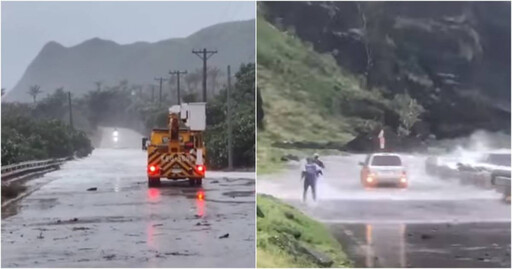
[257,194,352,268]
[257,16,386,173]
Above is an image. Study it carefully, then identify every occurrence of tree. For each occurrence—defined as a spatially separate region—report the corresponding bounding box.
[27,85,42,103]
[205,63,255,169]
[185,69,201,94]
[391,93,425,136]
[208,67,222,96]
[33,88,68,121]
[1,88,5,96]
[119,79,129,91]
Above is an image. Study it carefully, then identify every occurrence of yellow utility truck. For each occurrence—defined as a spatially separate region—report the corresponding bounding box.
[143,103,206,187]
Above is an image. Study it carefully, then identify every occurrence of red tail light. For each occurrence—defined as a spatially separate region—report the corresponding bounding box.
[148,164,160,175]
[195,164,206,174]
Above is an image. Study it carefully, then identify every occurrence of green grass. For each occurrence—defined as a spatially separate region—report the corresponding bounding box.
[257,194,352,268]
[257,15,388,172]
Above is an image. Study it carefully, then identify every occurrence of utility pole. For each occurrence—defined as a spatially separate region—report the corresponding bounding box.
[227,65,233,170]
[154,77,167,107]
[192,48,217,102]
[68,91,74,130]
[169,70,188,105]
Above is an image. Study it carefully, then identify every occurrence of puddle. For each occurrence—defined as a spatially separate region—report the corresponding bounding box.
[27,198,58,210]
[222,191,254,198]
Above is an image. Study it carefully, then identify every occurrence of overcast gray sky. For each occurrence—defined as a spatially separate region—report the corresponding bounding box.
[1,1,255,90]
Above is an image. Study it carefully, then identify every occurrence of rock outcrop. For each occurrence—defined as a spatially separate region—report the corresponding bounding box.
[262,2,510,138]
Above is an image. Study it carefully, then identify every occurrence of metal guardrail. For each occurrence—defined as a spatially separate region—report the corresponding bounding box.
[1,158,68,182]
[492,176,511,186]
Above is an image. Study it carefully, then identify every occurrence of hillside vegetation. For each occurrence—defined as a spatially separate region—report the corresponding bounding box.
[262,1,510,139]
[1,101,93,165]
[1,64,254,170]
[257,195,352,268]
[257,16,402,172]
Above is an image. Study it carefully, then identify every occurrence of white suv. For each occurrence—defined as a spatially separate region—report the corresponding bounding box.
[359,153,408,188]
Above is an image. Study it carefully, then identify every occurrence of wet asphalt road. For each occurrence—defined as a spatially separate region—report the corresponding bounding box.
[258,154,511,268]
[2,149,255,268]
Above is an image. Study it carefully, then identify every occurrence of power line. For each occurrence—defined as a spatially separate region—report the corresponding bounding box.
[192,48,218,102]
[169,70,188,105]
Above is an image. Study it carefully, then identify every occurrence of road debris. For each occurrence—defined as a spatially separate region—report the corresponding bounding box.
[219,233,229,239]
[103,254,115,260]
[165,251,196,256]
[421,234,433,240]
[72,227,90,231]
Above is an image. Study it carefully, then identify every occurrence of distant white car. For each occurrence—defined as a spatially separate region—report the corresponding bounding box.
[359,153,408,188]
[113,128,119,143]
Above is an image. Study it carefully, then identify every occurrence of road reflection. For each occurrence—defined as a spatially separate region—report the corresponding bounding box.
[196,189,205,217]
[148,187,161,202]
[365,223,407,267]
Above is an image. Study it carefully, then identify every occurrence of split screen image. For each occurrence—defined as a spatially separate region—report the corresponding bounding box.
[1,1,511,268]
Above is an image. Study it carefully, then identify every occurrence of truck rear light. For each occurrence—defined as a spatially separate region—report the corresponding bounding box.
[148,164,160,175]
[195,164,206,174]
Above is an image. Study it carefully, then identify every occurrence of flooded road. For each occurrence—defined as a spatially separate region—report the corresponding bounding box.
[2,148,255,268]
[258,154,511,268]
[331,222,510,268]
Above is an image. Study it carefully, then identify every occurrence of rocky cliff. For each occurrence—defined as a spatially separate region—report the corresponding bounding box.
[262,1,510,138]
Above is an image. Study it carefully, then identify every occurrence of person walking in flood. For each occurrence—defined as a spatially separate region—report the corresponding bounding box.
[301,157,322,202]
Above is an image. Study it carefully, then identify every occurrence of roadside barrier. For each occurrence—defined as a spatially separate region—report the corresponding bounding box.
[1,158,68,183]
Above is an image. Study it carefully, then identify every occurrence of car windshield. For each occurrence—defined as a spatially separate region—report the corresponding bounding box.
[486,154,511,167]
[371,155,402,166]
